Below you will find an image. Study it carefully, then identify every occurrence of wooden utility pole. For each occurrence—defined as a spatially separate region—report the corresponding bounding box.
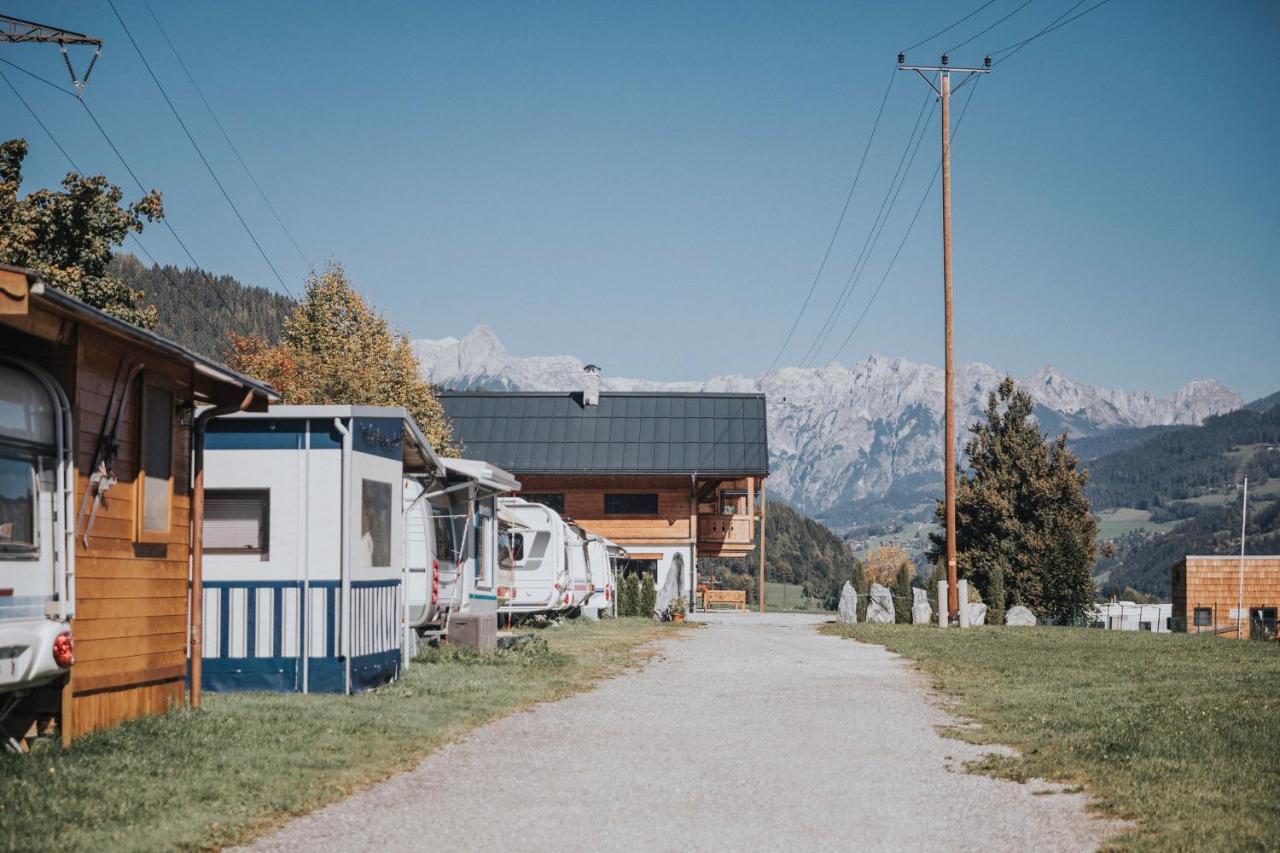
[898,53,989,623]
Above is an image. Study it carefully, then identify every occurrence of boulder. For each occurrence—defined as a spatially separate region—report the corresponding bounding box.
[865,583,895,624]
[911,587,933,625]
[837,582,858,625]
[1005,605,1036,626]
[967,602,988,626]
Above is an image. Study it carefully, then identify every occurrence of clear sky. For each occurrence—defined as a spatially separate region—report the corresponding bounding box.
[3,1,1277,399]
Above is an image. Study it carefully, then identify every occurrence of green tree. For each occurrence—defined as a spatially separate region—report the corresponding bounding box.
[930,377,1098,624]
[230,263,453,450]
[892,564,915,624]
[0,139,164,327]
[639,573,657,619]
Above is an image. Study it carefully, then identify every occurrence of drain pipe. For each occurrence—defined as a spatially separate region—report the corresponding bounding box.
[191,388,255,709]
[333,417,353,693]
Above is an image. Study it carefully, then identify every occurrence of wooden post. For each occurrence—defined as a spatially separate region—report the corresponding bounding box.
[758,479,767,613]
[941,69,959,624]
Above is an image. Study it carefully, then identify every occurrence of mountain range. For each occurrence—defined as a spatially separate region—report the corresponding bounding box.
[414,326,1244,528]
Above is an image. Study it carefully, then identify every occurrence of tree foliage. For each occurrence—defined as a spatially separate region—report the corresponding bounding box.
[229,262,453,450]
[930,377,1098,624]
[864,545,913,588]
[0,139,163,327]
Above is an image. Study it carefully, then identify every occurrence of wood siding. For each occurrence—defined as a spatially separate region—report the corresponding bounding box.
[66,326,195,739]
[1172,556,1280,638]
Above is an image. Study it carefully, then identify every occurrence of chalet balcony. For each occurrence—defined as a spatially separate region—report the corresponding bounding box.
[697,513,756,558]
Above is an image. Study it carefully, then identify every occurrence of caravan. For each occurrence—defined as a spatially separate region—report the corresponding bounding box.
[200,406,443,693]
[582,534,624,618]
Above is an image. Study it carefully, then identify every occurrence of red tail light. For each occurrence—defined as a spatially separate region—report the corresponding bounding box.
[431,559,440,604]
[53,631,74,668]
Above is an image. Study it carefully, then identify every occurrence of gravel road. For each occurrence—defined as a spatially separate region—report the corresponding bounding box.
[242,612,1119,852]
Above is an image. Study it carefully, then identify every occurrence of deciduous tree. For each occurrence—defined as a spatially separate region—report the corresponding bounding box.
[0,139,163,327]
[229,262,453,450]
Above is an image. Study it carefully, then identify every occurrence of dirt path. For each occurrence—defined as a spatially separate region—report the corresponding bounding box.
[242,612,1117,852]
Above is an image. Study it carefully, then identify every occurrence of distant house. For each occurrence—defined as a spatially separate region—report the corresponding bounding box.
[1087,601,1172,633]
[1172,556,1280,639]
[439,375,768,607]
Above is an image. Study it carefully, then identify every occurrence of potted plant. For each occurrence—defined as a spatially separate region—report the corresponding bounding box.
[669,596,686,623]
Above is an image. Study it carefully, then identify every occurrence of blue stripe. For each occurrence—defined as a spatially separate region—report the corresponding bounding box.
[220,587,231,658]
[468,593,498,601]
[246,588,257,658]
[273,587,283,658]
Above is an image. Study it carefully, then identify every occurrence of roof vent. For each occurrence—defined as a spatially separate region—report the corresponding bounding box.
[582,364,601,407]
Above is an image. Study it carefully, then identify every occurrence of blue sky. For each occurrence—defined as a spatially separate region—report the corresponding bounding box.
[3,1,1277,399]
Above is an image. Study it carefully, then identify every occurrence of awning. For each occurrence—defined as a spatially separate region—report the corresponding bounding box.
[440,457,521,495]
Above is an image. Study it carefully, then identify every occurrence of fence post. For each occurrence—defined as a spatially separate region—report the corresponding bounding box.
[937,581,948,628]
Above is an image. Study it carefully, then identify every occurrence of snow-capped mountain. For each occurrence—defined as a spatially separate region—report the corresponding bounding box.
[414,326,1243,522]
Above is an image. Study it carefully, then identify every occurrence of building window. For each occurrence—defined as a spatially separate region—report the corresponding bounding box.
[360,479,392,568]
[605,493,658,515]
[0,455,37,554]
[1193,607,1213,628]
[1251,607,1278,640]
[522,493,564,515]
[204,489,269,556]
[139,384,173,536]
[621,558,658,579]
[720,490,747,516]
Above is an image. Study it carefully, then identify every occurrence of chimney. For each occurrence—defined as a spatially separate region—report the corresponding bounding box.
[582,364,602,407]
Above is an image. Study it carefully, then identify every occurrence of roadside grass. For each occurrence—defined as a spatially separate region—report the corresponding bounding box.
[0,618,676,852]
[823,623,1280,851]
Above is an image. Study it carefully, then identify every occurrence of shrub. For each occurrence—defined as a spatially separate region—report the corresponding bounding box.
[639,573,657,618]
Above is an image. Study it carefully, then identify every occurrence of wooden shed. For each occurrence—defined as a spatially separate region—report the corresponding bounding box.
[0,264,276,746]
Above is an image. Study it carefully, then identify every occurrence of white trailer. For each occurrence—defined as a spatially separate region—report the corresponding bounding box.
[581,533,622,618]
[0,359,75,744]
[201,406,443,693]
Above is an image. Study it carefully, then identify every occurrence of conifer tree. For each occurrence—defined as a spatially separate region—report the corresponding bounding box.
[230,262,453,450]
[930,377,1098,623]
[639,573,657,618]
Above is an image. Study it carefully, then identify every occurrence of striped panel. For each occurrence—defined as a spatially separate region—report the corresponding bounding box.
[203,581,343,662]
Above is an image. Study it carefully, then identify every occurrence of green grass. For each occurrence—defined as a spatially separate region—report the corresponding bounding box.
[0,618,677,852]
[822,623,1280,851]
[762,581,826,611]
[1095,508,1182,539]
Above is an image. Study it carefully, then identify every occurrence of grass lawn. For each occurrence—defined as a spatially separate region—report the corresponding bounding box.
[823,623,1280,851]
[1095,508,1182,539]
[0,618,677,852]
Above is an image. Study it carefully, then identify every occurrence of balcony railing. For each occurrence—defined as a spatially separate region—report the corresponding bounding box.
[698,514,754,546]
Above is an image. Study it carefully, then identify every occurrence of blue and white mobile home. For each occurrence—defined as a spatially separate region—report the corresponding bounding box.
[200,406,443,693]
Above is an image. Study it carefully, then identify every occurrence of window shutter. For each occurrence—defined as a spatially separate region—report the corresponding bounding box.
[205,490,268,552]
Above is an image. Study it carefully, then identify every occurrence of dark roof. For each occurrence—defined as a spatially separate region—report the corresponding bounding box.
[440,391,769,476]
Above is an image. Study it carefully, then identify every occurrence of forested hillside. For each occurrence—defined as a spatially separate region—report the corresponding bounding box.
[700,501,862,608]
[111,254,295,360]
[1085,404,1280,510]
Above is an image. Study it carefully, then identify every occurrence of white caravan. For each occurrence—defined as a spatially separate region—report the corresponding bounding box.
[403,458,520,639]
[581,533,621,618]
[496,498,616,618]
[0,359,75,740]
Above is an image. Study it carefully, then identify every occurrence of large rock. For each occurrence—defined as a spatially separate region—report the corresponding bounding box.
[837,582,858,625]
[1005,605,1036,626]
[655,553,684,619]
[911,587,932,625]
[968,602,988,626]
[865,583,895,624]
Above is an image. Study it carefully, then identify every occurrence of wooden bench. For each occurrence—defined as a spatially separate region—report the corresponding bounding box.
[701,589,747,611]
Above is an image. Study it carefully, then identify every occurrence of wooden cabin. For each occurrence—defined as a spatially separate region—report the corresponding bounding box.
[0,265,276,746]
[439,389,769,608]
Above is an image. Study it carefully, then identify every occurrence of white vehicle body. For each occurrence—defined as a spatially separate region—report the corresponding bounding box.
[496,498,575,616]
[581,534,621,617]
[0,359,75,711]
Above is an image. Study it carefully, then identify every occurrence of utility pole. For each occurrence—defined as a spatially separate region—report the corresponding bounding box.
[1238,477,1248,639]
[898,53,989,623]
[1,14,103,93]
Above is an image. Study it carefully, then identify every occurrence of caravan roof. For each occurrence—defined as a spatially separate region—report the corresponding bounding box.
[219,405,443,475]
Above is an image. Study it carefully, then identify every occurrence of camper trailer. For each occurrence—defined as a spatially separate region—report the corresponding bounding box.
[0,265,277,747]
[496,498,602,618]
[402,457,520,646]
[581,534,623,618]
[200,406,443,693]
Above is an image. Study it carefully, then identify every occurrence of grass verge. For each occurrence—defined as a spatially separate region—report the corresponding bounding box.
[822,623,1280,851]
[0,618,677,852]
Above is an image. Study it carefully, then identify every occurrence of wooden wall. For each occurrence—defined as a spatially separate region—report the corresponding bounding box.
[1172,556,1280,637]
[66,326,193,739]
[518,475,695,545]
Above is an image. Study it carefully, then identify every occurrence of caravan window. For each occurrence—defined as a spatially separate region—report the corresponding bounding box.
[498,532,525,566]
[204,489,269,555]
[432,508,457,562]
[475,508,491,585]
[0,455,37,554]
[361,479,392,568]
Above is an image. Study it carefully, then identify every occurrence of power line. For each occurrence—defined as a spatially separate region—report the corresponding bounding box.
[990,0,1113,63]
[764,66,896,374]
[903,0,1000,52]
[0,63,250,344]
[825,77,983,367]
[142,1,313,272]
[105,0,294,298]
[797,90,935,367]
[946,0,1039,55]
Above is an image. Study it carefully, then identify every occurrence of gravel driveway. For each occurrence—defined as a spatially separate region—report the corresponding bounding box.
[241,612,1118,852]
